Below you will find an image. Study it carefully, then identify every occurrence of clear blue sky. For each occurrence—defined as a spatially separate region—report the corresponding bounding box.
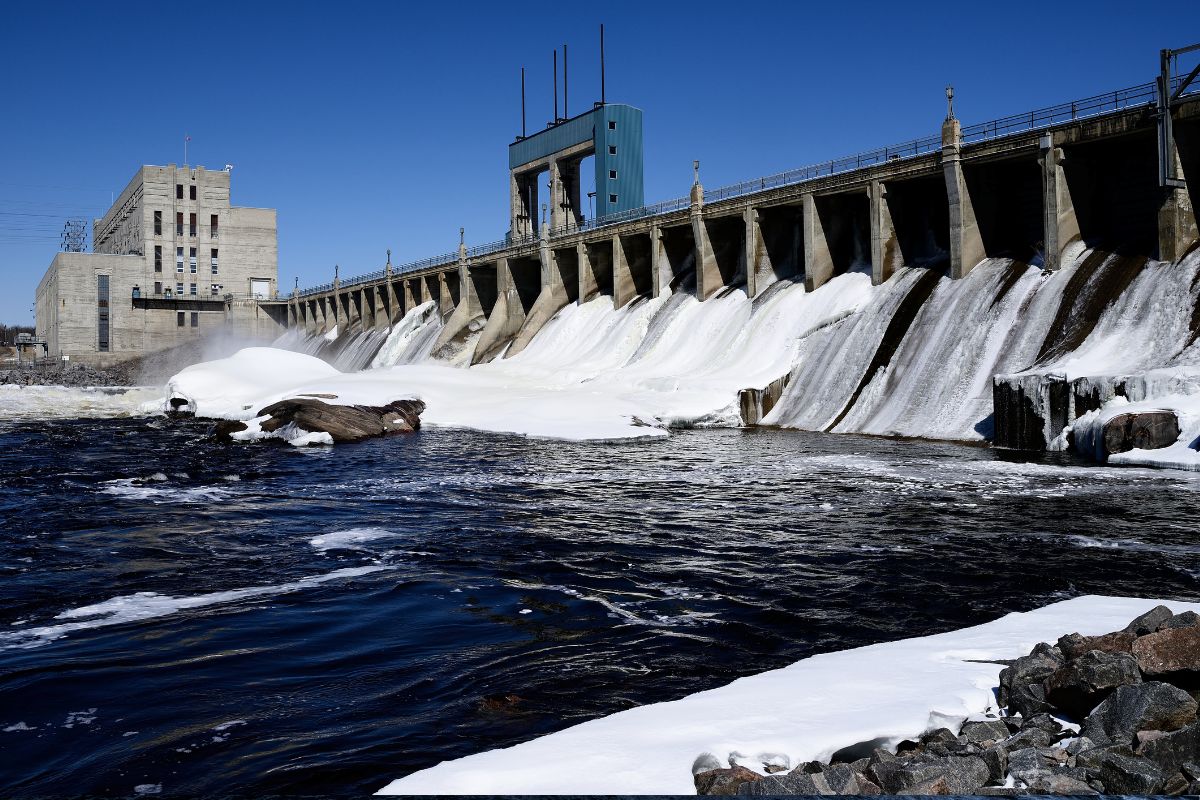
[1,1,1195,323]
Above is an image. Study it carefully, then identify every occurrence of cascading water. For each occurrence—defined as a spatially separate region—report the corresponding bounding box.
[188,247,1200,461]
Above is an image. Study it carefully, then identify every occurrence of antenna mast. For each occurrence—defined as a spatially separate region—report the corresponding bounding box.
[552,50,559,122]
[563,44,568,118]
[600,24,606,105]
[521,67,526,138]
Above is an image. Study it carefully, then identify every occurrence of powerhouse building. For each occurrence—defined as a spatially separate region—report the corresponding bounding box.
[36,165,282,365]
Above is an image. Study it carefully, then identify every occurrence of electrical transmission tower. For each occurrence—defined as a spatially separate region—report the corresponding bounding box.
[60,218,87,252]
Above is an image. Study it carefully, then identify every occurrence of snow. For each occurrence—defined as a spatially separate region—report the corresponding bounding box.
[0,385,161,420]
[1067,388,1200,471]
[377,595,1200,795]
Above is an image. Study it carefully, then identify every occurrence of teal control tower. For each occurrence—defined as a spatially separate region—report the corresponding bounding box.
[508,103,644,238]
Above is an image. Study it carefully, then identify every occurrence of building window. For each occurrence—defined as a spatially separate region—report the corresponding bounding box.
[210,249,219,274]
[608,145,617,155]
[96,275,110,352]
[176,212,183,236]
[176,184,183,200]
[154,281,162,294]
[177,311,185,327]
[189,283,197,296]
[608,120,616,130]
[189,213,197,237]
[210,214,218,239]
[210,284,219,296]
[190,312,199,328]
[189,247,197,272]
[189,185,196,201]
[176,247,184,272]
[154,245,162,272]
[609,193,618,204]
[609,169,617,179]
[154,210,162,236]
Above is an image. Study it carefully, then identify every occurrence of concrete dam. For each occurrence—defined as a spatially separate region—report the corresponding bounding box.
[265,63,1200,464]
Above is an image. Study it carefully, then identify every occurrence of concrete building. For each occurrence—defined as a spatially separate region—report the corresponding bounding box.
[35,164,282,366]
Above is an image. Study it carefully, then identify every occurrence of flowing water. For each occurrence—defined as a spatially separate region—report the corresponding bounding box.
[1,417,1199,796]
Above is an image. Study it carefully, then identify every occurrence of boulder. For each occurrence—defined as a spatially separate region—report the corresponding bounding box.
[256,397,424,444]
[958,719,1009,746]
[998,642,1065,717]
[1098,752,1165,794]
[820,763,860,794]
[1006,746,1052,785]
[736,771,815,795]
[1043,650,1142,719]
[1102,411,1181,456]
[1131,624,1200,677]
[213,419,248,442]
[1125,605,1176,635]
[980,744,1008,783]
[1081,681,1198,746]
[891,755,990,795]
[853,773,882,795]
[695,766,761,795]
[1027,768,1100,795]
[1160,610,1200,630]
[1137,721,1200,774]
[1057,630,1135,659]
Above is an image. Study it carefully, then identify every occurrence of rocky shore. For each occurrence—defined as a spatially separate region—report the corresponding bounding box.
[695,606,1200,795]
[0,363,135,387]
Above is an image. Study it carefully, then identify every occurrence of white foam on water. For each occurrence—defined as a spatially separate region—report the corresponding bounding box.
[99,478,233,504]
[376,595,1200,795]
[309,527,397,552]
[0,565,392,651]
[0,385,162,420]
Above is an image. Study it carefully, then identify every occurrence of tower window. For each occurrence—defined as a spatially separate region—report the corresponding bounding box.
[608,120,616,130]
[153,210,162,235]
[210,214,219,238]
[176,247,184,272]
[608,145,617,155]
[154,245,162,271]
[609,169,617,179]
[176,184,183,199]
[177,311,185,327]
[176,212,183,236]
[609,193,618,204]
[189,185,196,201]
[189,213,197,237]
[190,312,199,327]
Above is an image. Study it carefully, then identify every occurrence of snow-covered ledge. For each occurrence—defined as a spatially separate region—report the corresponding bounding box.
[376,595,1200,795]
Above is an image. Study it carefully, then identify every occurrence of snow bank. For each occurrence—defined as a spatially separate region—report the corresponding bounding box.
[1068,387,1200,471]
[376,595,1200,795]
[155,276,872,441]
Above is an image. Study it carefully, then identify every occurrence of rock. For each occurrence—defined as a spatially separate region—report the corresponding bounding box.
[1125,605,1176,635]
[865,751,904,794]
[959,719,1010,746]
[1098,752,1165,794]
[256,397,424,444]
[736,771,815,795]
[894,739,921,756]
[1021,712,1065,735]
[1137,721,1200,774]
[1160,610,1200,630]
[896,774,952,795]
[980,744,1008,783]
[696,766,762,795]
[1162,771,1191,795]
[1081,681,1199,746]
[1003,726,1056,750]
[1006,746,1052,785]
[213,419,248,442]
[1066,736,1097,756]
[998,642,1064,717]
[853,773,882,795]
[891,755,990,795]
[759,753,790,774]
[794,760,825,774]
[1132,624,1200,677]
[821,763,860,794]
[1027,768,1100,794]
[1058,630,1136,659]
[1102,411,1181,456]
[919,727,957,746]
[1043,649,1142,719]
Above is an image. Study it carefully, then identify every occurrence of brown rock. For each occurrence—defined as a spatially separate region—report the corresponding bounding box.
[1133,625,1200,676]
[1103,411,1181,456]
[255,397,424,444]
[1058,630,1136,660]
[213,419,248,442]
[694,765,761,795]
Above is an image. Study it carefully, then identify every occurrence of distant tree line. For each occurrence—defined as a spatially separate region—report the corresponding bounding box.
[0,323,35,346]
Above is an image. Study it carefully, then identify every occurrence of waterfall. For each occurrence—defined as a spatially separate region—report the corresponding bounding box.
[370,302,444,368]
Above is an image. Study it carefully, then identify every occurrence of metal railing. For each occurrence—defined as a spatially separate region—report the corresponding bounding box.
[297,74,1200,297]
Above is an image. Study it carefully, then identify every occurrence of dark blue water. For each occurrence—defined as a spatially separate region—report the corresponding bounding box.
[1,416,1198,797]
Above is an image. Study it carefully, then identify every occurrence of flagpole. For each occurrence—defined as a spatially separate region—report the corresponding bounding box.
[184,134,188,166]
